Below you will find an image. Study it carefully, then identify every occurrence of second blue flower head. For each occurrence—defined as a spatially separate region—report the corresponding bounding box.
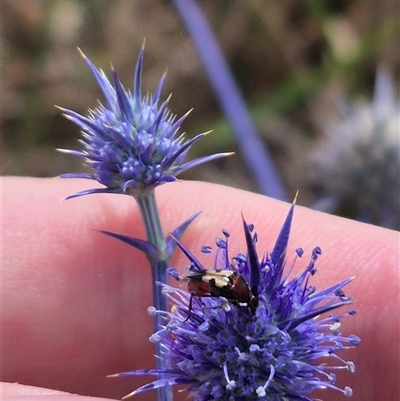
[58,45,229,199]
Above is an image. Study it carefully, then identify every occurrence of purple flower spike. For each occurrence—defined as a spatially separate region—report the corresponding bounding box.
[114,203,360,400]
[58,45,231,199]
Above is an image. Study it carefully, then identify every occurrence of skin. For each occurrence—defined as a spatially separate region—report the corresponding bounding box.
[2,177,399,401]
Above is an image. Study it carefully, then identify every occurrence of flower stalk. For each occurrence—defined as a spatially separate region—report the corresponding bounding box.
[172,0,287,200]
[136,192,167,259]
[136,192,172,401]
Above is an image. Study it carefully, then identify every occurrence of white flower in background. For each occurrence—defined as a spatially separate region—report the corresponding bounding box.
[309,66,400,229]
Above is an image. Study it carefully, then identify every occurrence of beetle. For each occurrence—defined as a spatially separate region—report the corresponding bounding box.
[179,269,258,313]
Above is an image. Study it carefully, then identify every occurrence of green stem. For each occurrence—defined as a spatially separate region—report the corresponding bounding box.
[136,191,167,257]
[136,191,172,401]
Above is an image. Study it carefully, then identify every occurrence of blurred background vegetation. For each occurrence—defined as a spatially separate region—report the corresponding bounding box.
[2,0,399,226]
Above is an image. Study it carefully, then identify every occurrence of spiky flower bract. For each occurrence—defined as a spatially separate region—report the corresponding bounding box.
[58,45,229,199]
[113,203,360,400]
[309,66,400,229]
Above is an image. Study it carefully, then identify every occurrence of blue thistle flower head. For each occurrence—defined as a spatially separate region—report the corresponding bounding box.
[114,202,360,400]
[309,66,400,229]
[58,46,229,199]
